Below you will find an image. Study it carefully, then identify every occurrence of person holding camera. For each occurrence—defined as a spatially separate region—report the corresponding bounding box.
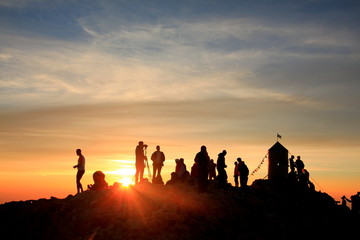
[135,141,147,184]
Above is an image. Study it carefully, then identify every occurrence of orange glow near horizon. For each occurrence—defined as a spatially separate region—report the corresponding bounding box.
[106,168,135,187]
[1,0,360,211]
[0,141,359,205]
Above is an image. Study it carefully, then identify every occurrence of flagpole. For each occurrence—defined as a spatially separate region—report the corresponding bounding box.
[277,133,282,142]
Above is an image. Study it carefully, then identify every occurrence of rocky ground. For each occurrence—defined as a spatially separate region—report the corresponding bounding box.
[0,180,358,240]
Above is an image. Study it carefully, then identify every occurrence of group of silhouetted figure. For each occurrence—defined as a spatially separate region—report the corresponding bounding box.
[72,142,249,195]
[72,143,359,215]
[288,155,315,190]
[341,192,360,214]
[135,142,249,193]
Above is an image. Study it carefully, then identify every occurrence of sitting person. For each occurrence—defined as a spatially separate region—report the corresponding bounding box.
[88,171,108,191]
[166,159,189,184]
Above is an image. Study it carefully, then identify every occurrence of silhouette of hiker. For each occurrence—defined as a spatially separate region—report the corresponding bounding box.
[73,149,85,194]
[234,161,239,187]
[341,196,348,208]
[237,158,249,188]
[88,171,108,191]
[295,156,304,177]
[289,155,295,173]
[299,168,310,188]
[344,192,360,214]
[194,145,210,192]
[150,145,165,182]
[190,161,199,183]
[217,150,228,189]
[135,141,148,184]
[208,159,217,180]
[176,158,188,181]
[167,158,188,184]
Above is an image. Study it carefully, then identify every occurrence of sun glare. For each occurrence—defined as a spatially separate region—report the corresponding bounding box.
[119,177,133,187]
[106,167,135,187]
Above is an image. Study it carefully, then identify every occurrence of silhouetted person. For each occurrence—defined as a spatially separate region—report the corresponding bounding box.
[295,156,304,177]
[208,159,217,180]
[194,145,210,192]
[73,149,85,194]
[135,141,147,184]
[150,145,165,182]
[177,158,189,181]
[167,158,188,184]
[299,168,310,189]
[344,192,360,214]
[88,171,108,191]
[216,150,228,189]
[234,161,239,187]
[341,196,348,208]
[237,158,249,188]
[166,160,180,185]
[289,155,295,173]
[190,161,199,183]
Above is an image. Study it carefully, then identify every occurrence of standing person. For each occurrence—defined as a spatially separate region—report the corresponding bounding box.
[135,141,147,184]
[237,158,249,188]
[217,150,228,189]
[194,145,210,192]
[208,159,217,180]
[73,149,85,194]
[234,161,239,187]
[295,156,305,177]
[289,155,295,173]
[150,145,165,182]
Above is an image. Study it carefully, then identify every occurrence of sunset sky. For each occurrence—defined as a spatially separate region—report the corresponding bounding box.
[0,0,359,203]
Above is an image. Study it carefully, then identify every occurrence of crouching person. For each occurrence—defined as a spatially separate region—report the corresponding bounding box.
[88,171,108,191]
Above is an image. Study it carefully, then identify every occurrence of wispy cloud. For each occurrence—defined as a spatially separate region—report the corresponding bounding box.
[3,11,359,111]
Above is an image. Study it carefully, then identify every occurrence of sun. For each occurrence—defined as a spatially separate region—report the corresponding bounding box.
[107,167,135,187]
[119,177,133,187]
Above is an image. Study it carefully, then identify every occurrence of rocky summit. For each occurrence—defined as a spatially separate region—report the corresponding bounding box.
[0,180,358,240]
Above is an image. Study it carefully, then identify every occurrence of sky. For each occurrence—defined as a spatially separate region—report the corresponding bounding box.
[0,0,359,203]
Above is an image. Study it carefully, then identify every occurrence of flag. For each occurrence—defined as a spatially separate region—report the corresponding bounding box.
[277,133,282,139]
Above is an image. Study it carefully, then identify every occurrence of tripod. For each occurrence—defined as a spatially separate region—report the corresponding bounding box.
[144,147,152,180]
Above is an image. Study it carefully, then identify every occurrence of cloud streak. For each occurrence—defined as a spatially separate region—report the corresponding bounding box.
[2,13,359,109]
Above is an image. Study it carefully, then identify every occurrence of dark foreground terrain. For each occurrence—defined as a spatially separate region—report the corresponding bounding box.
[0,180,358,240]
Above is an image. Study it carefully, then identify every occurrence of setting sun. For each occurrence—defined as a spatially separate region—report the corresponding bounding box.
[106,167,135,187]
[119,177,133,187]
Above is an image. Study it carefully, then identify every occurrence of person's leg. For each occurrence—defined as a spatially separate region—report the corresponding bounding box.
[158,166,162,178]
[76,170,84,193]
[234,176,239,187]
[152,165,156,181]
[135,167,140,184]
[140,167,144,182]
